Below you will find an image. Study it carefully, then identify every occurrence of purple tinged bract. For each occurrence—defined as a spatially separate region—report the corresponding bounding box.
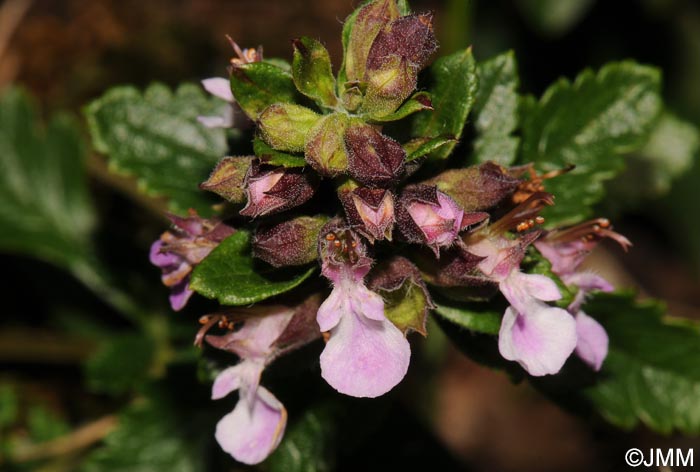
[397,185,488,256]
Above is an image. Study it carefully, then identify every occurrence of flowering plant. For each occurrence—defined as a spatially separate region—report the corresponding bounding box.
[1,0,699,469]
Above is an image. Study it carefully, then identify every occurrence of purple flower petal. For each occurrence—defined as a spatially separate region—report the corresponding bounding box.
[574,310,608,371]
[563,272,614,293]
[534,239,586,275]
[225,309,295,360]
[518,273,562,302]
[499,272,561,314]
[215,386,287,465]
[202,77,234,102]
[212,364,245,400]
[498,303,577,376]
[319,288,410,398]
[317,285,344,332]
[169,278,194,311]
[149,240,180,267]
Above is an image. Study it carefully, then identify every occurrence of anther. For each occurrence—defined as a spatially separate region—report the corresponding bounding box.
[325,233,336,241]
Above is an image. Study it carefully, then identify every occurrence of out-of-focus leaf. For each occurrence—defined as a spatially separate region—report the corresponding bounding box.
[607,111,699,204]
[85,334,155,396]
[0,385,18,429]
[27,405,70,443]
[516,0,596,37]
[230,62,298,119]
[583,292,700,434]
[521,61,662,225]
[656,157,700,273]
[411,47,478,159]
[82,378,213,472]
[85,83,226,215]
[190,231,316,305]
[472,51,520,165]
[267,404,336,472]
[0,88,95,269]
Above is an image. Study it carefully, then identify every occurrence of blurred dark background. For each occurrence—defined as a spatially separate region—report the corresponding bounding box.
[1,0,699,470]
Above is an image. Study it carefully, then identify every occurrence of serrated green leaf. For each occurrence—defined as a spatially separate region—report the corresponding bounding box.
[583,292,700,434]
[472,51,520,165]
[85,334,155,396]
[0,88,95,271]
[253,137,307,167]
[521,61,662,225]
[85,83,226,215]
[411,47,478,159]
[293,37,338,108]
[190,231,316,305]
[230,62,298,119]
[433,302,501,335]
[267,404,336,472]
[368,91,433,123]
[403,136,457,161]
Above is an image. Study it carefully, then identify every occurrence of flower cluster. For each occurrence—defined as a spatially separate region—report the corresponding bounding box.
[148,0,632,464]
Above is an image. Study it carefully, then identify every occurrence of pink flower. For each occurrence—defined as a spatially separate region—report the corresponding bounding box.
[466,194,577,376]
[534,218,631,371]
[207,309,294,465]
[316,221,410,397]
[199,296,321,464]
[149,212,234,311]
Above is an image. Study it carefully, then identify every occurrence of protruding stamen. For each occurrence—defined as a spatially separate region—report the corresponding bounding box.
[545,217,632,251]
[491,192,554,235]
[511,164,575,204]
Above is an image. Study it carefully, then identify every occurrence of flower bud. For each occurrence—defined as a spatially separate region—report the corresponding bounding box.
[361,13,438,116]
[258,103,320,152]
[200,156,254,203]
[367,256,434,335]
[367,13,438,72]
[423,162,520,211]
[304,113,349,176]
[339,184,395,242]
[252,215,329,267]
[344,0,400,83]
[240,161,318,218]
[397,185,488,256]
[345,122,405,187]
